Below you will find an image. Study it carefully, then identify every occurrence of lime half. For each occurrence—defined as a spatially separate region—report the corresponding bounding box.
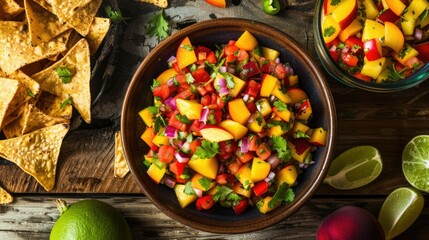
[402,135,429,193]
[378,187,424,239]
[324,146,383,190]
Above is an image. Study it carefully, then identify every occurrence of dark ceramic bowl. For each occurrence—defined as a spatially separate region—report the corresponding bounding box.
[121,18,336,233]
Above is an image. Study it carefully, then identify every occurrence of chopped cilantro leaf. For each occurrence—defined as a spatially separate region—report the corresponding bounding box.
[154,115,166,134]
[151,79,160,91]
[152,155,166,169]
[105,5,129,24]
[184,181,196,195]
[212,186,241,207]
[267,120,289,132]
[185,73,195,84]
[387,65,407,82]
[60,95,73,110]
[194,140,219,159]
[181,44,194,51]
[270,136,291,162]
[198,177,212,191]
[268,183,295,208]
[148,106,159,117]
[296,130,310,139]
[273,100,288,111]
[146,9,170,40]
[27,88,35,98]
[55,67,72,83]
[330,0,341,6]
[323,26,336,38]
[175,114,192,125]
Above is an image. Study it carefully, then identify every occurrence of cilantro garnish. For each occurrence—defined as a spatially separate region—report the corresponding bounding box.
[256,115,263,126]
[270,136,291,162]
[55,67,72,83]
[60,95,73,110]
[148,106,159,117]
[152,155,166,170]
[397,45,410,59]
[194,140,219,159]
[420,9,428,21]
[185,73,195,84]
[296,130,310,139]
[154,115,166,134]
[267,120,289,132]
[146,9,170,40]
[181,44,194,51]
[330,0,341,6]
[323,26,336,38]
[224,73,235,89]
[273,100,288,111]
[212,186,242,208]
[268,183,295,208]
[175,114,192,125]
[184,181,196,196]
[198,177,212,191]
[105,5,128,24]
[27,88,35,98]
[386,65,407,82]
[151,79,160,91]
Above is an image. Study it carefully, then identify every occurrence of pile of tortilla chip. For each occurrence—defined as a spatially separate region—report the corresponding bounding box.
[0,0,111,193]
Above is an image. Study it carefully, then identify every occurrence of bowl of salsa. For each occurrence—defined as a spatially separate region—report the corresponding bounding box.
[314,0,429,92]
[121,18,336,233]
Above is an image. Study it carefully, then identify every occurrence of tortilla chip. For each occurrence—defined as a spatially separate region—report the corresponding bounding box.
[0,78,20,128]
[24,0,70,45]
[0,0,24,20]
[36,91,72,119]
[138,0,168,8]
[0,185,13,204]
[45,0,92,23]
[31,39,91,123]
[0,69,41,103]
[1,101,27,128]
[66,0,103,37]
[0,124,69,191]
[114,131,129,178]
[3,103,70,138]
[0,21,68,74]
[86,17,111,55]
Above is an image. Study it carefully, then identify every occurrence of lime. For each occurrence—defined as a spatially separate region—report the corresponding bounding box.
[402,135,429,192]
[324,146,383,190]
[50,199,132,240]
[378,187,424,239]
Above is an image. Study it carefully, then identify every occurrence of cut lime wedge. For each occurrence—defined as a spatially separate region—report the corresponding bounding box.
[324,146,383,190]
[402,135,429,193]
[378,187,424,239]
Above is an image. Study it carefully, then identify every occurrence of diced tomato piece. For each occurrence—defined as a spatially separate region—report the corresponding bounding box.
[227,159,243,175]
[256,142,271,160]
[168,112,187,131]
[224,45,239,56]
[174,89,194,100]
[219,140,237,154]
[236,49,249,61]
[196,45,212,55]
[169,160,187,177]
[341,52,359,67]
[248,135,260,151]
[242,62,261,78]
[191,68,211,83]
[274,63,287,79]
[172,62,190,74]
[158,145,176,163]
[153,84,172,100]
[329,50,340,62]
[225,54,238,65]
[245,101,257,114]
[206,51,217,64]
[353,72,372,82]
[189,120,204,136]
[200,94,211,106]
[204,82,215,93]
[196,85,208,96]
[404,56,423,70]
[345,36,364,51]
[196,195,214,211]
[212,109,223,124]
[236,151,254,163]
[228,40,236,46]
[216,173,235,185]
[326,37,341,48]
[414,42,429,63]
[253,181,269,196]
[188,139,202,154]
[394,62,413,78]
[233,199,248,215]
[244,80,261,98]
[259,58,276,74]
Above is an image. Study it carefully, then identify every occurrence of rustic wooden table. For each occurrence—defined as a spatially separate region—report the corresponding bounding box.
[1,0,428,239]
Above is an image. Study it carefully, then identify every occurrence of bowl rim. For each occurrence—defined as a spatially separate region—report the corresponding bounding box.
[313,0,429,93]
[121,17,337,233]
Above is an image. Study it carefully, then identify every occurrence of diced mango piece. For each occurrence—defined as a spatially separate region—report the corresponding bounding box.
[247,112,266,133]
[138,108,154,127]
[260,74,278,97]
[271,80,292,104]
[176,37,197,69]
[255,98,272,117]
[188,155,219,179]
[219,120,248,140]
[236,163,254,189]
[362,0,380,19]
[191,173,216,191]
[261,47,280,61]
[235,31,258,51]
[152,134,170,147]
[141,127,156,147]
[292,121,310,138]
[362,19,385,42]
[308,127,328,146]
[257,196,278,214]
[156,68,177,85]
[147,163,166,184]
[339,19,363,42]
[360,57,387,79]
[250,157,271,182]
[233,182,252,198]
[322,15,341,44]
[174,184,198,208]
[176,98,203,120]
[392,44,419,65]
[228,98,251,125]
[277,164,298,186]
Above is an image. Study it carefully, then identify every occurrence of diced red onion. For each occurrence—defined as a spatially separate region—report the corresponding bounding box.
[164,125,177,138]
[175,151,189,163]
[199,107,209,123]
[264,172,276,182]
[330,45,337,51]
[341,46,350,53]
[164,97,177,111]
[243,94,249,102]
[167,55,176,63]
[163,176,176,188]
[167,78,174,87]
[415,28,423,40]
[267,155,281,169]
[219,86,230,96]
[274,58,280,63]
[218,164,225,174]
[270,95,276,101]
[193,188,203,198]
[219,66,227,73]
[289,67,294,76]
[227,67,236,74]
[299,163,306,169]
[241,138,249,153]
[217,78,227,88]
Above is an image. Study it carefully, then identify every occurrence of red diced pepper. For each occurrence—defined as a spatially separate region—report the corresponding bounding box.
[233,199,248,215]
[153,84,172,100]
[196,195,214,211]
[341,52,359,67]
[244,80,261,98]
[191,68,211,83]
[242,62,261,78]
[246,101,257,114]
[253,181,269,196]
[169,160,187,177]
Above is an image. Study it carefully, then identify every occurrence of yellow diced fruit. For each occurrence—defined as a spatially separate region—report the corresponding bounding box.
[188,155,219,179]
[261,47,280,61]
[292,121,310,138]
[260,74,278,97]
[255,98,272,117]
[308,127,328,146]
[288,75,299,86]
[141,127,155,147]
[217,73,247,97]
[138,108,154,127]
[271,80,292,104]
[233,182,252,198]
[277,164,298,186]
[274,107,292,122]
[191,173,215,191]
[268,117,288,137]
[235,31,258,51]
[322,15,341,44]
[236,163,254,189]
[385,0,406,16]
[228,98,251,125]
[219,120,248,140]
[257,196,278,214]
[392,44,419,65]
[362,19,385,42]
[174,184,198,208]
[152,134,170,147]
[176,37,197,69]
[296,99,313,121]
[156,68,177,85]
[176,98,203,120]
[247,112,266,133]
[339,19,363,42]
[362,0,380,20]
[288,141,311,163]
[250,157,271,182]
[147,163,166,184]
[360,57,387,79]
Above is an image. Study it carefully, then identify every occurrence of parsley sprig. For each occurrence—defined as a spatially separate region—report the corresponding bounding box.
[105,5,129,24]
[146,9,170,40]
